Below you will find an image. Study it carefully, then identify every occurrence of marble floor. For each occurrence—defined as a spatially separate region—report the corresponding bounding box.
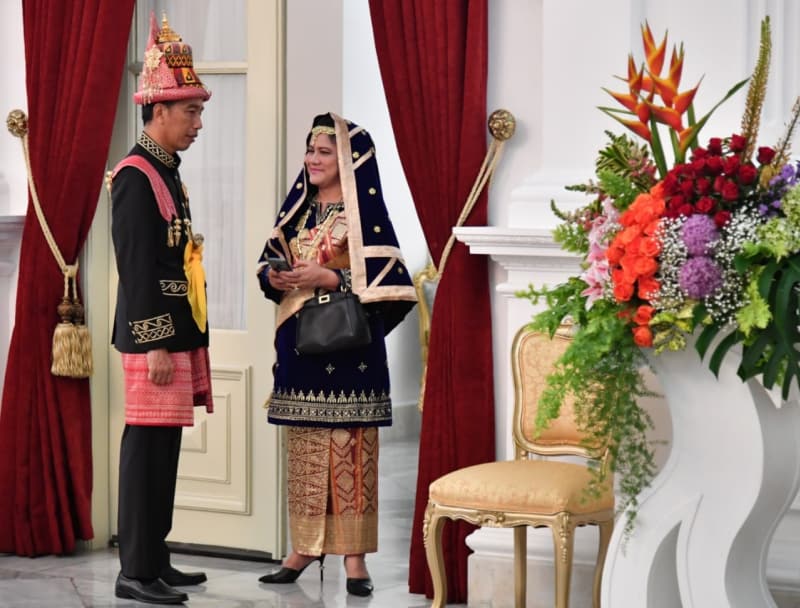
[0,438,463,608]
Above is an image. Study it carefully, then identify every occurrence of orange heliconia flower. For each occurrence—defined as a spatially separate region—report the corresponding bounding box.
[604,23,702,146]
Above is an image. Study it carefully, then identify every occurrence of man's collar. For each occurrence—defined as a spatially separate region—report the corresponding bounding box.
[137,131,179,169]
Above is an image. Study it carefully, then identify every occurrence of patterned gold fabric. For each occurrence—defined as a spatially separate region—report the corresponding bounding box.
[429,459,613,515]
[288,426,378,555]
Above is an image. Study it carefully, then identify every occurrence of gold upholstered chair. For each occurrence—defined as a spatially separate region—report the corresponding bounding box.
[423,325,615,608]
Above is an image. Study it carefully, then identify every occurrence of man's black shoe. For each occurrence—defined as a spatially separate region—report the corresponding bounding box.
[115,573,188,605]
[161,565,208,586]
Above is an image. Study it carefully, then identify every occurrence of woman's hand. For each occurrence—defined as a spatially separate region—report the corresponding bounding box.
[285,259,340,291]
[267,266,295,291]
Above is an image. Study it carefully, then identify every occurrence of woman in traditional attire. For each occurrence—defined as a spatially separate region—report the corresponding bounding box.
[256,113,416,596]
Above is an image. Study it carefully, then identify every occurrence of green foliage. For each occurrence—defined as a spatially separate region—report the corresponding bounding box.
[518,286,657,537]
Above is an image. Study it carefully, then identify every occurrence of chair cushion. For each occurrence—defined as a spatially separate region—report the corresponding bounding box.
[429,460,613,515]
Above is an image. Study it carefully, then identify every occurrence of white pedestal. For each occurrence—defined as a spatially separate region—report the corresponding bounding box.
[602,344,800,608]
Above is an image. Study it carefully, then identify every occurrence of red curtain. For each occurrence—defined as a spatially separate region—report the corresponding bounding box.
[369,1,495,601]
[0,0,135,555]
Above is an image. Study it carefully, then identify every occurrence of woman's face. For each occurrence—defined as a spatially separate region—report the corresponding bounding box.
[305,133,340,192]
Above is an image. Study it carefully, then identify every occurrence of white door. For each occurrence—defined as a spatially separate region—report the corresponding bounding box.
[103,0,287,557]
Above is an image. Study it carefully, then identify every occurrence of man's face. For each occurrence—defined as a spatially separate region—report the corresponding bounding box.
[154,99,204,153]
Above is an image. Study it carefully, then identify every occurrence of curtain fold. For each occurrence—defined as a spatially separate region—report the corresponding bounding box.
[0,0,135,556]
[369,1,494,601]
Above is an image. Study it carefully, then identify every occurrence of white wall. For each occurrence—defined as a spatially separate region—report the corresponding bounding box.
[0,1,27,217]
[0,1,26,405]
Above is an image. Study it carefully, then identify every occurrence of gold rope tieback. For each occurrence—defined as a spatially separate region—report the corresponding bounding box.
[6,109,93,378]
[417,109,516,411]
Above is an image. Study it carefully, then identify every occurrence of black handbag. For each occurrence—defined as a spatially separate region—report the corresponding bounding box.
[296,290,372,354]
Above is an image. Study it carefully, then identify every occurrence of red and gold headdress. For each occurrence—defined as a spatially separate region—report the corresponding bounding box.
[133,12,211,105]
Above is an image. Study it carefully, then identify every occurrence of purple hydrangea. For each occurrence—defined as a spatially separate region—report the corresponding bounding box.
[679,256,723,299]
[681,214,719,256]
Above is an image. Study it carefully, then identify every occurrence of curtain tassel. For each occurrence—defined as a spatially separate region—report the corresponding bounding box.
[50,266,92,378]
[7,109,93,379]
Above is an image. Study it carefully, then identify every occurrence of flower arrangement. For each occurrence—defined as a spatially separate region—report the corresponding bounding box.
[520,17,800,535]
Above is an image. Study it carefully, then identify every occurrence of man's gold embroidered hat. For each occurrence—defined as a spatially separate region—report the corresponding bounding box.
[133,12,211,105]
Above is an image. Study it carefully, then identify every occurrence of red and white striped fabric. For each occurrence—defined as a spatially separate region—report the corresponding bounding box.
[122,347,214,426]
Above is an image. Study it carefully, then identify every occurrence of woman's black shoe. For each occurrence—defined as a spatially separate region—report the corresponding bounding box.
[346,577,374,597]
[258,554,325,584]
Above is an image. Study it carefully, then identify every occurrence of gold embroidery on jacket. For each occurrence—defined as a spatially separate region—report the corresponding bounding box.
[130,313,176,344]
[159,279,188,296]
[267,388,391,424]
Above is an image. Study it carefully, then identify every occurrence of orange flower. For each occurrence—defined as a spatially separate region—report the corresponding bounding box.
[633,325,653,347]
[633,256,658,277]
[612,266,636,287]
[639,236,661,257]
[614,282,635,302]
[633,305,655,326]
[606,244,625,265]
[641,22,667,75]
[643,219,661,236]
[619,225,643,245]
[637,275,660,300]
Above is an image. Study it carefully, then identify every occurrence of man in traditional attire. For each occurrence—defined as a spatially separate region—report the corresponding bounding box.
[110,13,213,605]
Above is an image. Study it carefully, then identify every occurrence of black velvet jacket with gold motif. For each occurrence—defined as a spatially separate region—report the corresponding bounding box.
[111,142,208,353]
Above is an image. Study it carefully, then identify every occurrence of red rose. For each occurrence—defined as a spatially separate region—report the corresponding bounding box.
[721,180,740,201]
[706,156,724,175]
[695,196,715,213]
[713,210,731,227]
[668,195,685,210]
[757,146,776,165]
[678,204,694,216]
[722,156,740,176]
[692,147,708,160]
[695,177,711,195]
[737,163,758,185]
[680,180,695,196]
[690,157,707,173]
[663,172,679,193]
[713,175,726,193]
[708,138,723,155]
[729,134,747,152]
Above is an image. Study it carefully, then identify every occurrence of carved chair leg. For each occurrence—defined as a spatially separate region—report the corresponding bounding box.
[513,526,527,608]
[551,513,576,608]
[423,502,448,608]
[592,519,614,608]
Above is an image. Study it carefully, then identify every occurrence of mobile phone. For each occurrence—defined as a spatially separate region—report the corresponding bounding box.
[266,257,292,272]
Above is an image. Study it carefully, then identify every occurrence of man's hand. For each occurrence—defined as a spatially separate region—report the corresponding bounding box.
[146,348,174,385]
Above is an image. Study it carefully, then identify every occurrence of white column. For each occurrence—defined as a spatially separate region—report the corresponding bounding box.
[0,216,24,407]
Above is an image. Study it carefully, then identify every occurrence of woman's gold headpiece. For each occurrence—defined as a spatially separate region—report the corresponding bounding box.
[310,125,336,143]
